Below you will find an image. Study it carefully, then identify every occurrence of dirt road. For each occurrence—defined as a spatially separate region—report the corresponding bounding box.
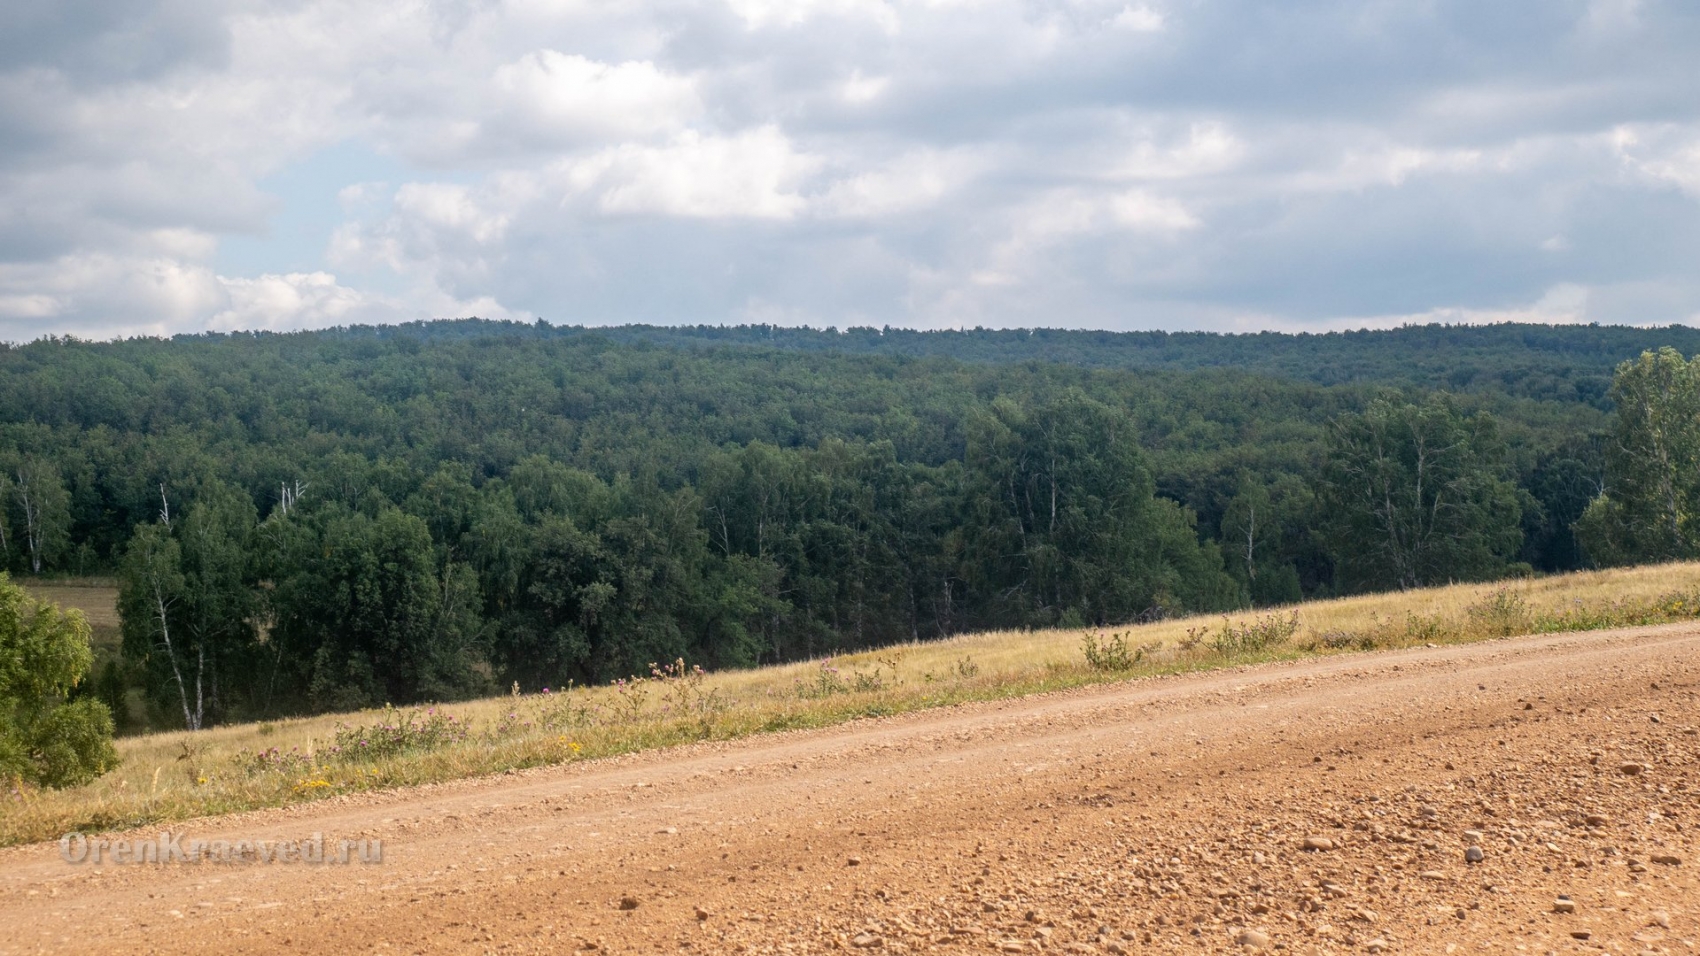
[3,624,1697,955]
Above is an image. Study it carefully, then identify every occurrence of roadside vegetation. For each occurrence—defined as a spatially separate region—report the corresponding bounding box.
[5,560,1698,848]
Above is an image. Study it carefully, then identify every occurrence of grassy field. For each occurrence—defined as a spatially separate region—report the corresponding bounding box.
[6,562,1700,847]
[18,580,120,628]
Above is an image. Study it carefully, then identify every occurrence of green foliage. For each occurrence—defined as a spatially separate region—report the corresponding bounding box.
[1081,630,1137,671]
[964,391,1236,626]
[1219,472,1314,606]
[117,482,264,730]
[1576,348,1700,565]
[5,320,1693,727]
[266,505,493,711]
[0,573,118,788]
[1321,397,1524,591]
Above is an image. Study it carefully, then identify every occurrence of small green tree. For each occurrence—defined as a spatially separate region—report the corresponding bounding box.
[0,573,118,788]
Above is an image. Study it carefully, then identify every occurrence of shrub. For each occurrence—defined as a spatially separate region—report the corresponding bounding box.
[0,574,118,789]
[1210,611,1301,657]
[1082,630,1137,671]
[1466,587,1532,637]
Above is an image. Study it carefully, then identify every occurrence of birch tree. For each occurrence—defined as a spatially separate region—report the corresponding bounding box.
[12,458,70,575]
[1575,348,1700,565]
[117,524,202,730]
[1321,397,1523,591]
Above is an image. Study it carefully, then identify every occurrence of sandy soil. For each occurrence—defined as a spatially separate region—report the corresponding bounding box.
[2,623,1696,955]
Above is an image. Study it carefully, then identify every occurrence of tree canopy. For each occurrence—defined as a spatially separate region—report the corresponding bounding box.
[2,320,1692,728]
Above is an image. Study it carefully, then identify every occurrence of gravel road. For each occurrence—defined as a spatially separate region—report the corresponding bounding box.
[3,623,1696,955]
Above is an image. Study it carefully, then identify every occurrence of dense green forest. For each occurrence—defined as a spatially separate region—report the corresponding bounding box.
[575,322,1700,406]
[1,320,1695,730]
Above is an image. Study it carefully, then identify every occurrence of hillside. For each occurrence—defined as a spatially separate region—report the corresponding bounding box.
[1,320,1694,729]
[569,320,1700,405]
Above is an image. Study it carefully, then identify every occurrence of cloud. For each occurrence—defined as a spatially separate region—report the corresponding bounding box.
[486,52,700,147]
[3,0,1700,340]
[577,127,822,219]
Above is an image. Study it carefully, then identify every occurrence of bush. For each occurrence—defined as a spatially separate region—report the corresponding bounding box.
[1466,587,1532,637]
[0,573,119,788]
[1082,630,1137,671]
[1210,611,1301,657]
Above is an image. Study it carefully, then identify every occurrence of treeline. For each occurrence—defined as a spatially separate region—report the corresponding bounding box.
[574,321,1700,406]
[0,321,1690,729]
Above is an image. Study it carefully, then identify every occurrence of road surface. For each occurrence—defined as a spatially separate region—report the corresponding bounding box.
[3,623,1697,955]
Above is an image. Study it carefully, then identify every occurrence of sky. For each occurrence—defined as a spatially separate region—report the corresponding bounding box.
[2,0,1698,342]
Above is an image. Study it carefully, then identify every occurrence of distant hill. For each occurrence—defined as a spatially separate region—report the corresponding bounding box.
[273,319,1700,408]
[557,321,1700,408]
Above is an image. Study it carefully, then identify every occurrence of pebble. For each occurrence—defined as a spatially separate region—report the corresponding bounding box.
[850,932,884,948]
[1235,928,1271,949]
[1571,930,1593,940]
[1553,897,1577,914]
[619,896,640,910]
[695,907,710,921]
[1585,814,1610,827]
[1619,762,1646,775]
[1651,910,1671,928]
[847,856,862,866]
[1465,846,1485,864]
[1302,836,1334,852]
[1463,829,1483,842]
[1366,939,1389,953]
[1420,870,1445,881]
[1649,854,1682,866]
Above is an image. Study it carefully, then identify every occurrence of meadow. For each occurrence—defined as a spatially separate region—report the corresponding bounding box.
[8,561,1700,848]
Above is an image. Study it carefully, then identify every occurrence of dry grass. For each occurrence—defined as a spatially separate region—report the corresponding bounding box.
[6,561,1700,848]
[19,581,120,629]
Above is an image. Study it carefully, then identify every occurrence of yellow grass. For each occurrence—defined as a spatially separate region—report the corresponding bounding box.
[19,581,120,629]
[5,561,1700,848]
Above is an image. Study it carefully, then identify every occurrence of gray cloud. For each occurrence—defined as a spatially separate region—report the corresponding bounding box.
[3,0,1699,340]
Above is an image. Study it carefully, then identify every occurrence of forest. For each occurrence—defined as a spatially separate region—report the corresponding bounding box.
[1,320,1697,731]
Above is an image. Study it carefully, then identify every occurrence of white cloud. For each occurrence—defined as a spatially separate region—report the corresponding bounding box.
[0,253,225,338]
[1326,284,1596,331]
[726,0,901,32]
[1108,189,1199,230]
[489,51,698,144]
[209,272,385,331]
[1611,124,1700,197]
[1111,121,1244,180]
[841,70,891,105]
[572,127,822,219]
[1107,4,1164,33]
[815,148,983,218]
